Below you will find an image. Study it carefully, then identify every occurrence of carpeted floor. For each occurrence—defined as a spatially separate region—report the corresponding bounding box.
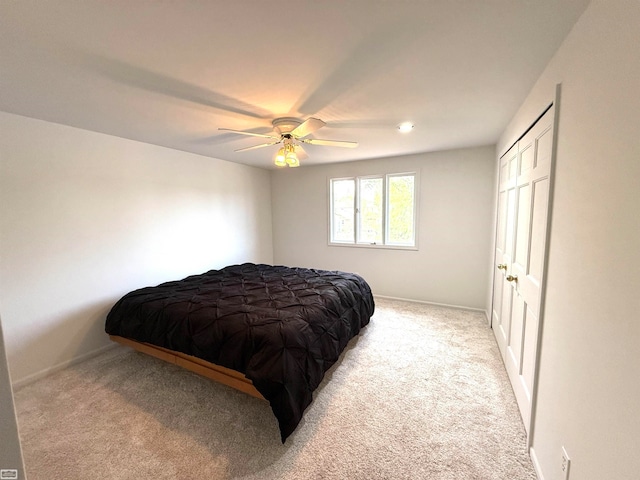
[14,297,537,479]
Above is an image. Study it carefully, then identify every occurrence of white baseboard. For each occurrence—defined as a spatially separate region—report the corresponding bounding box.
[530,446,545,480]
[375,294,486,314]
[12,342,120,389]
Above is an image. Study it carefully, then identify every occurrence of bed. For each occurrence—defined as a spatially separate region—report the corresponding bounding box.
[105,263,374,441]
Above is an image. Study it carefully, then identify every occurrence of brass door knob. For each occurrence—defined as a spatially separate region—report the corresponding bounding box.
[497,264,507,270]
[506,274,518,282]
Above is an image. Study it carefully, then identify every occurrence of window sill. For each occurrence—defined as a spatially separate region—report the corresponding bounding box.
[328,242,418,251]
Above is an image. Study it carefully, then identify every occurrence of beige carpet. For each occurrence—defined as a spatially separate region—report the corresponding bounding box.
[14,297,537,479]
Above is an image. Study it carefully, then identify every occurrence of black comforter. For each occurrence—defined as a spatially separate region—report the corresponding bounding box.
[105,263,374,441]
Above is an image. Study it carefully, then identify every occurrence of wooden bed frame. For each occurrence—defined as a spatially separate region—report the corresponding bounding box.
[109,335,265,400]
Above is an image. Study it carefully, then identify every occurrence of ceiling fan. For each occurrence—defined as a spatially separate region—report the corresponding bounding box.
[219,117,358,167]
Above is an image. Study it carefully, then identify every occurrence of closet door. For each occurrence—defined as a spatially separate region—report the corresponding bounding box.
[492,143,518,357]
[492,107,555,436]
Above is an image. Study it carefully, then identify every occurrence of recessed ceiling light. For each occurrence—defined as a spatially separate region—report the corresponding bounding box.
[397,122,414,133]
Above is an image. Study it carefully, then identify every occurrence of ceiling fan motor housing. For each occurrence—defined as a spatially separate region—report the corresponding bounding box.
[272,117,302,135]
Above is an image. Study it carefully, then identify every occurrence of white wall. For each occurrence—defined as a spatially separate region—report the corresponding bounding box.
[498,1,640,479]
[0,111,273,384]
[0,317,25,478]
[271,146,495,311]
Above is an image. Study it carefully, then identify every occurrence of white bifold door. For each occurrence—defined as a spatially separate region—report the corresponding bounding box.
[492,106,555,439]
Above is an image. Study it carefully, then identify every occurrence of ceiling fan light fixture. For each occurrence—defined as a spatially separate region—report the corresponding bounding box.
[397,122,414,133]
[274,147,287,167]
[285,144,299,167]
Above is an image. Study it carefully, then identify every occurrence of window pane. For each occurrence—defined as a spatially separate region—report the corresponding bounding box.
[388,175,415,245]
[358,177,383,244]
[331,179,355,242]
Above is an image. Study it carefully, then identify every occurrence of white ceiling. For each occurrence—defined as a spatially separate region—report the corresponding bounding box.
[0,1,590,169]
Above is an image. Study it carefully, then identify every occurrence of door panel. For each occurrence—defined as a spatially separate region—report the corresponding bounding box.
[498,278,512,353]
[520,143,535,174]
[497,190,507,251]
[500,158,509,187]
[522,305,539,394]
[515,184,532,268]
[529,178,550,283]
[508,293,525,369]
[509,153,518,180]
[536,127,553,168]
[505,189,516,259]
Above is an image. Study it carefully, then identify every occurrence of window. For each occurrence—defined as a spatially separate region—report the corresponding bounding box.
[329,172,417,248]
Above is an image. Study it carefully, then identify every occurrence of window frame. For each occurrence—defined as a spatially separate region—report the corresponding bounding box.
[328,171,419,250]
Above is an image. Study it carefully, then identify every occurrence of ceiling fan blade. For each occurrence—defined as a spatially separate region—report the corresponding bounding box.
[291,117,326,138]
[78,53,273,120]
[294,145,309,160]
[219,128,278,139]
[235,141,281,152]
[302,138,359,148]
